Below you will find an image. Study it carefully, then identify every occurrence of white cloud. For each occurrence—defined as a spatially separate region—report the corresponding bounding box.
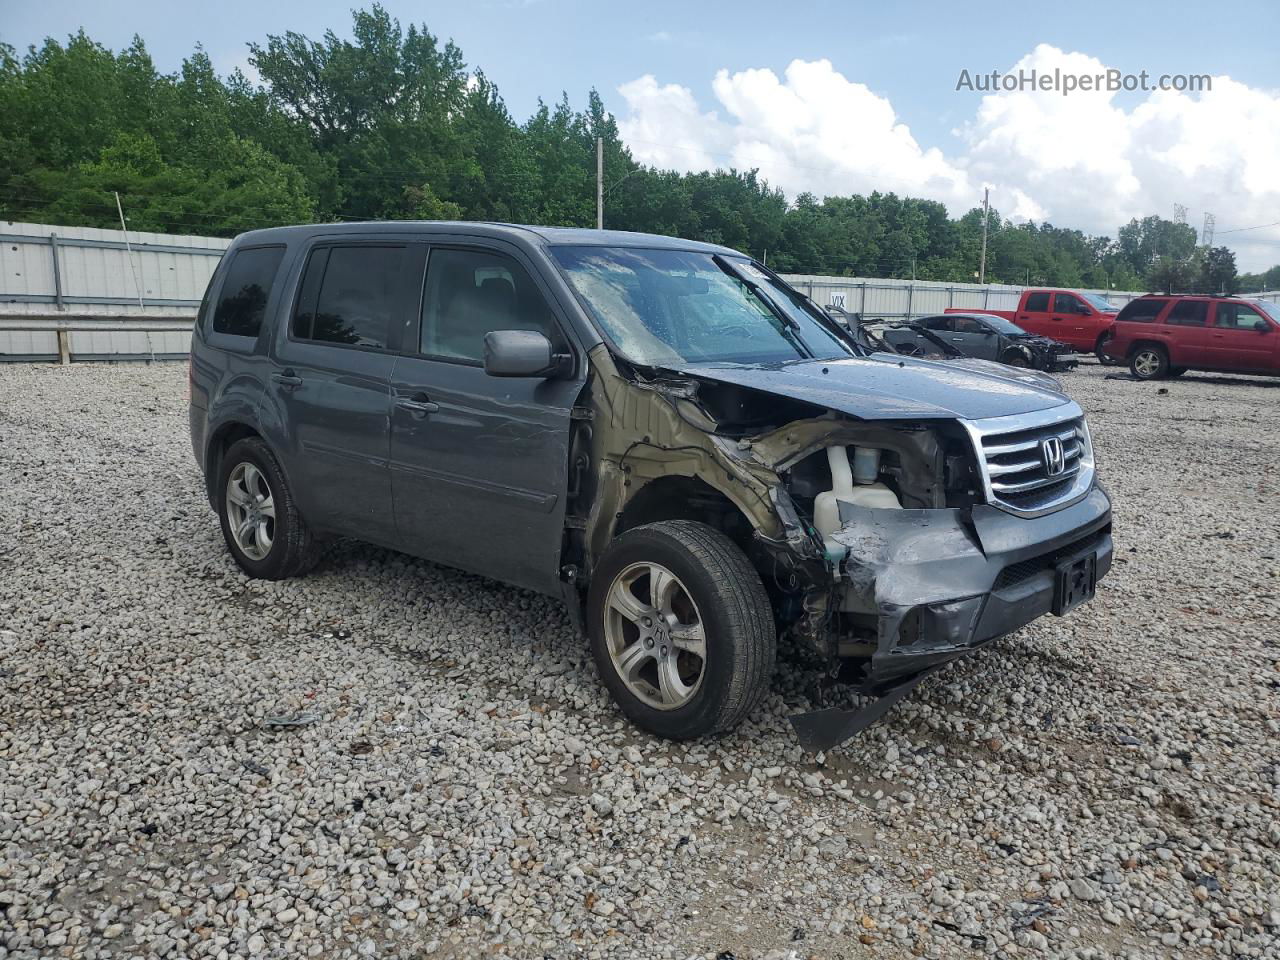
[620,59,977,211]
[617,46,1280,271]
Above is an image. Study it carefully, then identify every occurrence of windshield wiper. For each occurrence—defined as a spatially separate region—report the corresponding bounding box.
[712,255,814,358]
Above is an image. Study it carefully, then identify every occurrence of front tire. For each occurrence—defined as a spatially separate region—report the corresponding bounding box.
[587,521,775,740]
[1095,334,1120,366]
[217,437,320,580]
[1129,345,1169,380]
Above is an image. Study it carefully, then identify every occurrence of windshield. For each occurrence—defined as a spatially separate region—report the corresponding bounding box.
[979,315,1028,335]
[1252,299,1279,322]
[1080,292,1117,312]
[551,246,852,367]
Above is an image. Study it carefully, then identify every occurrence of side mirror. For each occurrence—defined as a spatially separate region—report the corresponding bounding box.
[1254,319,1270,333]
[483,330,562,378]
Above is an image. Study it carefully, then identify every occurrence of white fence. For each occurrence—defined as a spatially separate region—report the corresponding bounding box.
[1,221,1276,362]
[0,221,228,361]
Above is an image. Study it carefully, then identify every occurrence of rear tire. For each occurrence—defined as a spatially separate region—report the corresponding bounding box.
[587,520,775,740]
[217,437,321,580]
[1129,345,1169,380]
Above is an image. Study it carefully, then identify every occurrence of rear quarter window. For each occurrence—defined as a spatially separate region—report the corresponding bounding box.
[212,246,286,339]
[1115,299,1168,324]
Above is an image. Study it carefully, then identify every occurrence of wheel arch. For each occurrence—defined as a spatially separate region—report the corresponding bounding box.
[613,475,758,558]
[203,421,268,509]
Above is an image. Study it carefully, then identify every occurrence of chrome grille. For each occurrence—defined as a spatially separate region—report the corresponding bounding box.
[964,404,1095,517]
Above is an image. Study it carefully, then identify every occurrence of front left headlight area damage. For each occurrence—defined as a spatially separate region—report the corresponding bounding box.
[563,346,1112,750]
[1004,335,1080,373]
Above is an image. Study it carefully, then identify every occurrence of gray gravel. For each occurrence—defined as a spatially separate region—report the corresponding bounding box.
[1,361,1278,960]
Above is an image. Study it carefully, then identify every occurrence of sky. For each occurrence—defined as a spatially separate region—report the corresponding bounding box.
[5,0,1280,270]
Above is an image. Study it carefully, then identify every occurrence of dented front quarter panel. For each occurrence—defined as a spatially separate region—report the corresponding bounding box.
[581,345,801,561]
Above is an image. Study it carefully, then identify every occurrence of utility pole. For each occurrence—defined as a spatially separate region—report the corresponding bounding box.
[596,137,604,230]
[978,187,990,285]
[114,191,145,309]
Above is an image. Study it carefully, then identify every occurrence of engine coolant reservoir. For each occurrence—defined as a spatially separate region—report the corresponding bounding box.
[812,445,900,571]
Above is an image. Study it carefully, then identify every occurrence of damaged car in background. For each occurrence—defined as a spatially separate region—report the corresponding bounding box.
[189,224,1113,752]
[829,307,1070,392]
[856,311,1080,374]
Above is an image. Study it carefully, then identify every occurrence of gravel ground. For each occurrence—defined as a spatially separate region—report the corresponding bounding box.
[1,361,1278,960]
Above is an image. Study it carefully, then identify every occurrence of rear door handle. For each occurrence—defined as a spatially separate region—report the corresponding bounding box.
[272,370,302,389]
[396,393,440,417]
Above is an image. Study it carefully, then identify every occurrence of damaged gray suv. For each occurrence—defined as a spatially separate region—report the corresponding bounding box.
[189,224,1112,749]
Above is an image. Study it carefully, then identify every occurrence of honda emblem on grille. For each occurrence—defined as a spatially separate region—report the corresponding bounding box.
[1041,436,1066,476]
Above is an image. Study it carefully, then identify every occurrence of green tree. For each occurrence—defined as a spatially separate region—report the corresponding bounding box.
[1197,246,1237,294]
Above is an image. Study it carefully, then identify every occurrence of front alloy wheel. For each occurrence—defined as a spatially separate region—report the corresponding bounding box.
[587,520,775,739]
[603,561,707,711]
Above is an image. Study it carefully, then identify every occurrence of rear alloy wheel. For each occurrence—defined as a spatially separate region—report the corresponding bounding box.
[1129,345,1169,380]
[217,437,321,580]
[588,520,775,740]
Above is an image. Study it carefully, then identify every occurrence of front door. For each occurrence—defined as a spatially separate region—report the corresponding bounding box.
[1206,302,1278,371]
[1015,291,1054,339]
[388,242,584,594]
[267,241,417,544]
[950,316,999,359]
[1047,293,1093,350]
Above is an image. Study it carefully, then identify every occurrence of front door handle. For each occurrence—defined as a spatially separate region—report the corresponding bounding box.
[396,393,440,417]
[272,370,303,390]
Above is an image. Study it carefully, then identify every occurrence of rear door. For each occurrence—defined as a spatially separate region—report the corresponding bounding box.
[265,240,417,544]
[1160,299,1213,367]
[388,239,585,594]
[1206,301,1277,370]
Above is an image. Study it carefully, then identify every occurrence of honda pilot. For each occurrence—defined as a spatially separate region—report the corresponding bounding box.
[189,223,1113,748]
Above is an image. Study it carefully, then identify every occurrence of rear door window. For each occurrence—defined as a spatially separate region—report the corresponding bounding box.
[923,316,952,331]
[1115,299,1168,323]
[291,245,408,350]
[1024,292,1051,312]
[1165,300,1209,326]
[211,246,285,338]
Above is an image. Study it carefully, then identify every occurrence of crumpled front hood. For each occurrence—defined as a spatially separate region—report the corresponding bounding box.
[679,354,1070,421]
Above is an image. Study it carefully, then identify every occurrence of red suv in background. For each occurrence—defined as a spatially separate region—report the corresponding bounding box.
[1103,295,1280,380]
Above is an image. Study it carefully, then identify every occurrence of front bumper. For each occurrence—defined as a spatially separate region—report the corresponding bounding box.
[1045,351,1080,372]
[831,484,1112,689]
